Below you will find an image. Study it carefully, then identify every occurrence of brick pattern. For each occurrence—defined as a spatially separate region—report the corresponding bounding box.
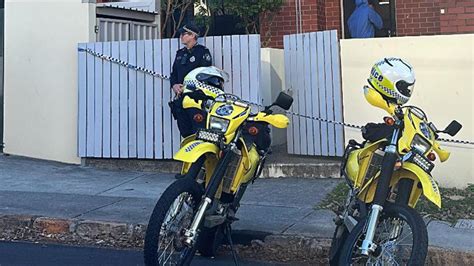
[325,0,342,36]
[396,0,441,36]
[301,0,320,33]
[261,0,320,48]
[439,0,474,34]
[396,0,474,36]
[261,0,343,48]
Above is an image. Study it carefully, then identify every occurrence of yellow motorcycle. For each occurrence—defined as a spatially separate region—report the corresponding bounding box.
[330,86,462,265]
[144,85,293,265]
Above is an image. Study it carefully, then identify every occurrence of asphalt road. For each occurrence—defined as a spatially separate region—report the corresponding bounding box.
[0,241,283,266]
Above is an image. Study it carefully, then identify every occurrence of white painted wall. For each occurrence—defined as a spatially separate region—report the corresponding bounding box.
[340,34,474,188]
[4,0,96,164]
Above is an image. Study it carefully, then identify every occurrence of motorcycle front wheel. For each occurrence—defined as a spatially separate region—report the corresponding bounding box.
[329,224,349,266]
[144,160,204,266]
[338,202,428,266]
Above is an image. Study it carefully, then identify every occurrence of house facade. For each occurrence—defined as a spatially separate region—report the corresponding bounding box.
[260,0,474,48]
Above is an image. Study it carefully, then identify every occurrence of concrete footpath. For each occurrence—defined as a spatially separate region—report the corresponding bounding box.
[0,154,473,264]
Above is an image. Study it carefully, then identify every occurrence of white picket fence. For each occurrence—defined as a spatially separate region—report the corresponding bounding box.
[78,35,261,159]
[284,30,344,157]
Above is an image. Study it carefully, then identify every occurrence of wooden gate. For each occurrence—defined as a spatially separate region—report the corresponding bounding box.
[78,35,261,159]
[284,30,344,157]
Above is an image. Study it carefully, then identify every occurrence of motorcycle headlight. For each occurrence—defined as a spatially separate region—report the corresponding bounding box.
[209,116,230,133]
[411,134,431,154]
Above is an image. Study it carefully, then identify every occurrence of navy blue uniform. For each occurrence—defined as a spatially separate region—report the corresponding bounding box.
[169,44,212,138]
[170,44,212,87]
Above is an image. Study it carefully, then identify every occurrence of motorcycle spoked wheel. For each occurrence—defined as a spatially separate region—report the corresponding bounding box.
[329,224,349,266]
[144,159,204,266]
[338,202,428,266]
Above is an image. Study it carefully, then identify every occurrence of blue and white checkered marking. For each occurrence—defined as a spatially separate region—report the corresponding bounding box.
[78,47,473,146]
[185,141,203,152]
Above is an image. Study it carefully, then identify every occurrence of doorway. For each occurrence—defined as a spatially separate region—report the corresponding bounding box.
[343,0,397,38]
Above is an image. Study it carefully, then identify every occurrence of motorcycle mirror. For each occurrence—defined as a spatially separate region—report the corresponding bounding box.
[441,120,462,137]
[273,92,294,111]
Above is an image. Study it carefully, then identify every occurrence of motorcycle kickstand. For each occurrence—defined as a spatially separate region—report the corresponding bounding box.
[225,223,239,266]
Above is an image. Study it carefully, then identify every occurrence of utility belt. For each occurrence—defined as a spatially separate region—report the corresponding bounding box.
[169,96,184,119]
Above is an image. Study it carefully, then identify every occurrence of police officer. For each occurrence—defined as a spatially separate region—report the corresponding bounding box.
[169,24,212,139]
[170,24,212,96]
[169,25,212,179]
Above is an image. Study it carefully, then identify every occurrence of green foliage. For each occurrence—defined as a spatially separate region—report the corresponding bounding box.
[318,182,349,211]
[220,0,284,34]
[160,0,196,38]
[415,184,474,223]
[162,0,284,37]
[319,182,474,224]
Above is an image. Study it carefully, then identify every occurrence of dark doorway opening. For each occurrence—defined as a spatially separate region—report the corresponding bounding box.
[343,0,397,38]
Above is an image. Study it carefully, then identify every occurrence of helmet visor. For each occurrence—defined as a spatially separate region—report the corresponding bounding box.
[396,80,415,97]
[196,74,224,90]
[196,66,230,82]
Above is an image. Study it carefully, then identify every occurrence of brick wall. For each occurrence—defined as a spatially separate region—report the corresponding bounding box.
[396,0,474,36]
[439,0,474,34]
[261,0,319,48]
[260,0,342,48]
[325,0,342,36]
[396,0,441,36]
[262,0,473,48]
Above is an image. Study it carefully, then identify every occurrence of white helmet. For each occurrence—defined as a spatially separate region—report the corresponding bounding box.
[183,66,229,98]
[368,57,416,105]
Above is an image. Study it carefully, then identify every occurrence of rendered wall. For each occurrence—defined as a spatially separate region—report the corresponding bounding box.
[340,34,473,188]
[4,0,96,164]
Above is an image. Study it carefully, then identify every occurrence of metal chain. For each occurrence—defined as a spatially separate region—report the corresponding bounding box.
[285,111,363,129]
[437,138,474,145]
[78,47,171,80]
[79,48,473,146]
[236,99,363,129]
